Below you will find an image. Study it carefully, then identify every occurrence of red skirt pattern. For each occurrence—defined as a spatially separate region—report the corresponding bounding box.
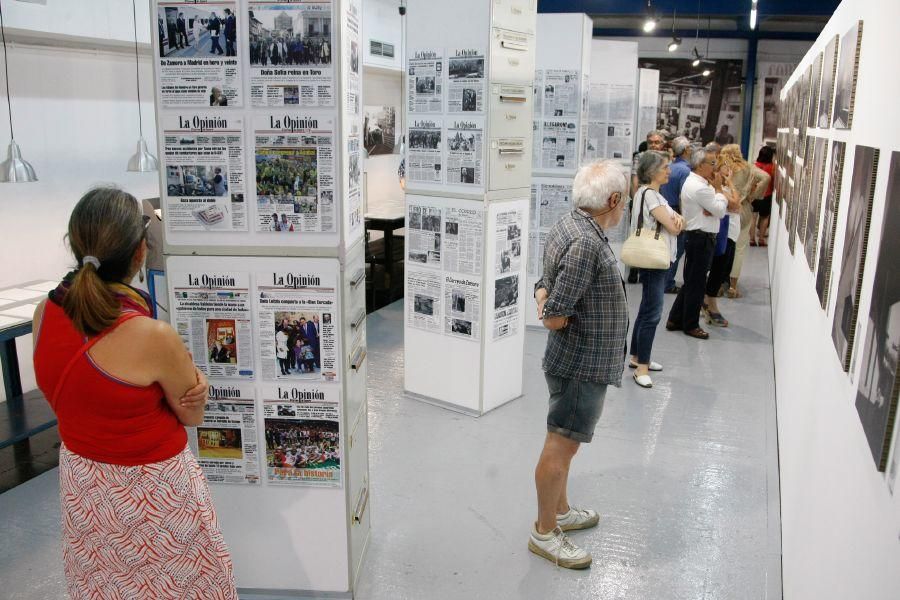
[59,444,237,599]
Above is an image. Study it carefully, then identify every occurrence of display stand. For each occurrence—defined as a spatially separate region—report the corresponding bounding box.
[402,0,536,415]
[525,13,592,328]
[150,1,369,596]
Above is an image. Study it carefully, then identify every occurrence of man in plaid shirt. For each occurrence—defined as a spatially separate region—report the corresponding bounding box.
[529,159,630,569]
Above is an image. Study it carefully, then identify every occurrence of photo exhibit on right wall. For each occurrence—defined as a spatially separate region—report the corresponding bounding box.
[831,144,880,372]
[832,20,863,130]
[815,141,847,309]
[855,151,900,472]
[817,35,839,129]
[804,137,828,273]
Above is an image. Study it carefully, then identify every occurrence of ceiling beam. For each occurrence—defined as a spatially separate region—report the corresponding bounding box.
[538,0,840,18]
[591,27,820,41]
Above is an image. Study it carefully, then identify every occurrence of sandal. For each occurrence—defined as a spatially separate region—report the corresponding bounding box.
[726,287,742,299]
[706,312,729,327]
[750,239,758,246]
[684,327,709,340]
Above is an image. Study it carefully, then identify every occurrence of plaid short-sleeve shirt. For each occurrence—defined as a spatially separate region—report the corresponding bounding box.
[536,209,629,386]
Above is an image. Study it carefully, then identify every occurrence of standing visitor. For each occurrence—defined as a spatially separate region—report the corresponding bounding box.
[704,166,742,326]
[531,160,629,569]
[32,187,237,599]
[751,146,776,246]
[660,136,692,293]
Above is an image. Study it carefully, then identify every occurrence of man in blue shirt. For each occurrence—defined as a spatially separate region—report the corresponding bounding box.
[659,136,692,293]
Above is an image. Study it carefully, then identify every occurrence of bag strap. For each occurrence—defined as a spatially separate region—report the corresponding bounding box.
[50,311,146,408]
[636,187,665,240]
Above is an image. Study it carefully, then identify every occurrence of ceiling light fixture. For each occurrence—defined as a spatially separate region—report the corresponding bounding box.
[642,0,657,33]
[0,0,37,183]
[702,68,711,77]
[127,0,158,172]
[692,47,702,67]
[667,8,681,52]
[750,0,758,31]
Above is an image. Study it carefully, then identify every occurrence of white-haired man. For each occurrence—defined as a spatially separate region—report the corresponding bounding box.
[531,160,629,569]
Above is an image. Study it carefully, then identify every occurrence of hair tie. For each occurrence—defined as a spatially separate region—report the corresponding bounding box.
[82,256,101,269]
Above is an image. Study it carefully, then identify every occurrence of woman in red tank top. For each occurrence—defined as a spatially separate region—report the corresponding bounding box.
[33,187,237,599]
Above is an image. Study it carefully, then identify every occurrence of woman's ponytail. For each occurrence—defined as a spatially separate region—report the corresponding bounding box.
[63,261,121,337]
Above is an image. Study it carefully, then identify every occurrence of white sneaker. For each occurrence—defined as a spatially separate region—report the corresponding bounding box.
[556,506,600,532]
[528,526,592,569]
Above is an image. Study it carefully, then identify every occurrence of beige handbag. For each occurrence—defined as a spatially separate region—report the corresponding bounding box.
[621,188,670,270]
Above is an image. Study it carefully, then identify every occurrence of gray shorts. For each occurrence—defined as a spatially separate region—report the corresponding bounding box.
[545,373,607,443]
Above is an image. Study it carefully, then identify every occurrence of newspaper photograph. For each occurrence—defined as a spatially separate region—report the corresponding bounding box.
[407,202,442,267]
[408,48,443,113]
[189,382,260,485]
[254,113,336,233]
[493,274,520,340]
[604,123,632,160]
[444,274,481,341]
[532,119,542,169]
[447,48,485,113]
[263,384,341,487]
[344,0,362,116]
[540,120,578,169]
[408,117,443,183]
[442,206,483,275]
[247,1,334,107]
[162,114,247,232]
[495,209,523,276]
[538,182,573,229]
[446,119,484,186]
[406,267,442,333]
[257,270,338,382]
[542,70,580,119]
[533,70,543,116]
[346,132,363,237]
[170,271,254,379]
[155,1,241,107]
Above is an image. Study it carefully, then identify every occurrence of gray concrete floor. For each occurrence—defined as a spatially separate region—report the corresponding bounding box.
[0,250,780,600]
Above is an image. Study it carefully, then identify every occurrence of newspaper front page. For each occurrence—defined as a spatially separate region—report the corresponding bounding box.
[263,384,341,487]
[162,114,247,232]
[540,120,578,169]
[442,206,483,275]
[408,117,443,184]
[344,0,362,115]
[542,70,580,118]
[254,113,336,233]
[447,48,485,113]
[170,271,254,379]
[407,267,442,333]
[189,382,260,485]
[257,270,338,382]
[155,1,242,107]
[247,1,334,107]
[493,209,523,340]
[408,49,443,113]
[446,119,483,186]
[407,202,442,267]
[444,274,481,341]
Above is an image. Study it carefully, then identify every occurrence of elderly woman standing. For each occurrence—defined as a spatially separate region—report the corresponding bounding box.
[629,151,684,388]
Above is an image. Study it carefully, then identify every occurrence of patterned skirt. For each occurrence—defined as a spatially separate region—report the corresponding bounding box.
[59,444,237,599]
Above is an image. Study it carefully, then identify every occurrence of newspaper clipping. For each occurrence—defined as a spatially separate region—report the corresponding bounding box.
[155,1,242,107]
[263,384,341,487]
[254,113,336,233]
[170,271,254,379]
[585,83,635,160]
[447,48,485,113]
[493,274,520,340]
[442,206,483,275]
[446,119,484,186]
[444,274,481,341]
[493,209,523,340]
[344,0,362,115]
[542,70,580,118]
[407,202,442,267]
[408,117,443,183]
[162,114,247,232]
[257,270,338,382]
[247,1,334,107]
[408,48,443,113]
[407,267,442,333]
[529,183,572,276]
[189,382,260,485]
[540,120,579,169]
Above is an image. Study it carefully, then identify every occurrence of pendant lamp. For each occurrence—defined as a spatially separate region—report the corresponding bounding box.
[0,0,37,182]
[127,0,158,172]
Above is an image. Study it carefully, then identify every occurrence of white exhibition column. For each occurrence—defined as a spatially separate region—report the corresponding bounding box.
[150,0,370,596]
[402,0,536,415]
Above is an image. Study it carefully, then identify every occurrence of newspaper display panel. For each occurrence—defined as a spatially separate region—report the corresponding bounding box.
[493,209,523,340]
[254,113,336,233]
[247,1,334,108]
[444,274,481,341]
[408,117,443,184]
[585,83,634,160]
[528,182,572,277]
[447,48,486,113]
[189,382,260,485]
[155,1,242,108]
[170,271,254,379]
[540,120,578,169]
[344,0,362,116]
[446,119,484,186]
[263,384,341,487]
[407,201,442,267]
[442,206,483,275]
[408,49,443,113]
[542,70,580,118]
[162,114,247,232]
[257,269,338,382]
[407,267,442,333]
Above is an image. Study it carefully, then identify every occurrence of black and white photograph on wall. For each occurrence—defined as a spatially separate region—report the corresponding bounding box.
[855,151,900,472]
[248,6,332,67]
[832,145,880,371]
[804,138,828,272]
[158,5,237,58]
[414,294,434,316]
[833,21,863,130]
[494,275,519,310]
[451,290,465,313]
[639,58,744,145]
[363,106,396,155]
[818,35,839,128]
[806,52,823,129]
[451,319,472,336]
[815,141,846,309]
[448,56,485,81]
[796,140,814,248]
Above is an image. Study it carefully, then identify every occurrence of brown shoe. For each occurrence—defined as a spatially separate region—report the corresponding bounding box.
[684,327,709,340]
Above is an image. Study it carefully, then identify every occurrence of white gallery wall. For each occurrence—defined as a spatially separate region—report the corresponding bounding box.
[770,1,900,598]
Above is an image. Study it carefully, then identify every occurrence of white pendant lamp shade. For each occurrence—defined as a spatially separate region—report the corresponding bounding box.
[127,137,159,172]
[0,140,37,182]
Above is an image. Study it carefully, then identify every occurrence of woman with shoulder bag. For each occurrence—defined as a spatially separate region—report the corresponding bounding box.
[628,151,685,388]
